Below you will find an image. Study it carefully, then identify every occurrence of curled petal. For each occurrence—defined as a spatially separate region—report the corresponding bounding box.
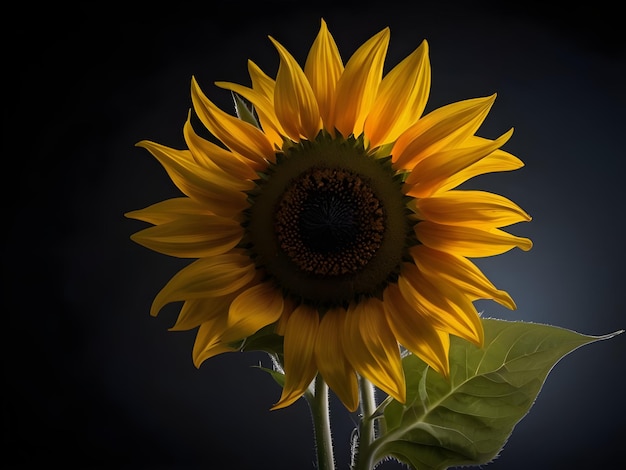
[191,77,274,166]
[272,304,319,410]
[304,18,344,133]
[364,40,430,148]
[270,36,321,141]
[151,254,256,317]
[333,28,390,137]
[315,308,359,411]
[192,314,236,367]
[398,262,484,347]
[412,189,531,228]
[411,245,516,309]
[224,282,284,343]
[191,281,282,365]
[344,299,405,403]
[383,283,450,377]
[392,94,496,170]
[415,220,533,257]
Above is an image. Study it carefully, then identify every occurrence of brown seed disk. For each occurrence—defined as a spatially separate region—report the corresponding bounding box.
[275,166,385,276]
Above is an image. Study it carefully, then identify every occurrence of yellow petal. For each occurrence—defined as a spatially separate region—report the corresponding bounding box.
[333,28,390,138]
[392,94,496,170]
[270,36,321,141]
[191,76,274,166]
[364,40,431,148]
[170,296,233,331]
[125,197,208,225]
[191,281,279,365]
[404,128,513,198]
[151,254,256,317]
[344,299,406,403]
[315,308,359,411]
[275,297,296,336]
[304,19,344,133]
[272,304,319,410]
[224,282,284,343]
[183,114,259,181]
[214,81,285,149]
[432,146,524,194]
[411,245,516,310]
[135,140,249,217]
[398,262,484,347]
[413,189,531,228]
[130,214,243,258]
[248,60,276,102]
[415,220,533,257]
[192,314,236,367]
[383,283,450,377]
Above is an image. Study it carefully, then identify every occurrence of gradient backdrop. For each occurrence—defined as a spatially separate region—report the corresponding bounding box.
[8,2,625,469]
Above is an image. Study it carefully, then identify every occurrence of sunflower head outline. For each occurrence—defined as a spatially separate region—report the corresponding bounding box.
[126,19,532,411]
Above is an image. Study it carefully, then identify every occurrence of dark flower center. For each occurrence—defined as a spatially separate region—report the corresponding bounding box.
[276,167,385,276]
[245,133,411,308]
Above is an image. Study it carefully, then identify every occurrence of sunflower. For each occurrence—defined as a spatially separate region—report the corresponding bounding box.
[126,19,532,412]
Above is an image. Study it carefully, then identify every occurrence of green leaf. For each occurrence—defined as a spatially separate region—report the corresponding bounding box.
[375,318,623,470]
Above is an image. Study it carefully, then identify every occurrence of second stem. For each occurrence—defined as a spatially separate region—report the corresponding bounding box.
[353,375,377,470]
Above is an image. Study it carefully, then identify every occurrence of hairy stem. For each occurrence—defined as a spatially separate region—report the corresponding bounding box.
[352,376,377,470]
[307,375,335,470]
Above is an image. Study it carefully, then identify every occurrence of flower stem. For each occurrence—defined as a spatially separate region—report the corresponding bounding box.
[352,375,377,470]
[307,375,335,470]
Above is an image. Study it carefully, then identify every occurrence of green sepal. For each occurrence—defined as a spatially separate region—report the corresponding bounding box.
[375,318,622,470]
[239,323,284,356]
[254,364,286,388]
[232,91,260,128]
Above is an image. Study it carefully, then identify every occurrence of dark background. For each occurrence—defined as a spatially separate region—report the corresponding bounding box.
[7,2,625,469]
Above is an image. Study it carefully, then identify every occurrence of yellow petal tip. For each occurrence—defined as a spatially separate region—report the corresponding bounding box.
[270,391,304,411]
[520,237,533,251]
